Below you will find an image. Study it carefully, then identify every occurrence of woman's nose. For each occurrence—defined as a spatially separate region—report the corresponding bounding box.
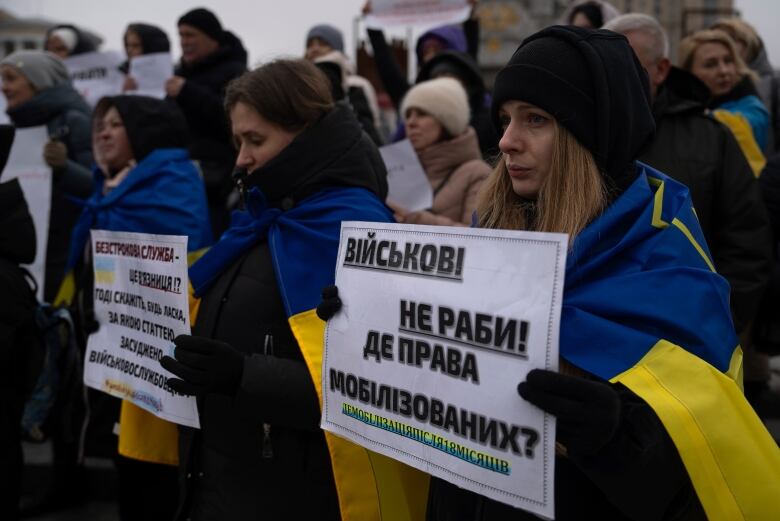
[235,145,254,170]
[499,123,522,154]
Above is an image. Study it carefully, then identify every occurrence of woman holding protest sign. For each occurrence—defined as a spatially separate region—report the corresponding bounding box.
[153,58,426,521]
[1,50,93,302]
[318,25,780,520]
[120,23,171,93]
[57,94,212,521]
[391,77,491,227]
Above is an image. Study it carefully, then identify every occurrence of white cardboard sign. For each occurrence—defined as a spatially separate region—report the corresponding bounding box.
[84,229,199,428]
[2,126,52,301]
[365,0,471,29]
[380,139,433,212]
[65,51,124,107]
[127,52,174,99]
[322,221,567,519]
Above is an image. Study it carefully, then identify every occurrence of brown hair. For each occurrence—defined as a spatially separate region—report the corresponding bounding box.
[711,18,762,64]
[679,29,757,83]
[477,121,607,241]
[224,58,334,132]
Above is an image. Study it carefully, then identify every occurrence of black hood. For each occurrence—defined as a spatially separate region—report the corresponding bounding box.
[416,51,487,109]
[0,125,14,174]
[492,26,656,194]
[177,30,247,75]
[7,83,91,129]
[127,23,170,55]
[243,103,388,208]
[45,24,98,55]
[0,178,36,264]
[652,67,710,120]
[96,96,189,162]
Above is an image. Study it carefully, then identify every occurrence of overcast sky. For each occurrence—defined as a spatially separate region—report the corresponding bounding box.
[3,0,779,67]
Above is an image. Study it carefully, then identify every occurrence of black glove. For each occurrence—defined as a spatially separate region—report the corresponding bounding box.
[160,335,245,396]
[316,285,342,321]
[518,369,620,457]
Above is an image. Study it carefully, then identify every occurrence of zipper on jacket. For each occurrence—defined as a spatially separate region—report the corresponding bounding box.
[261,334,274,459]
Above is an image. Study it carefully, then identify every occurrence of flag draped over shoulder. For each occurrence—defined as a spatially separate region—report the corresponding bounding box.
[185,186,429,521]
[54,148,212,305]
[562,162,780,520]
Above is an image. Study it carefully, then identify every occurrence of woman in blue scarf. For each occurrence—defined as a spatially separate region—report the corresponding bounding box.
[62,94,211,521]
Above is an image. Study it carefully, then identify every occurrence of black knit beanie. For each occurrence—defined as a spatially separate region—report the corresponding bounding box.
[178,8,223,43]
[491,25,655,193]
[492,35,597,155]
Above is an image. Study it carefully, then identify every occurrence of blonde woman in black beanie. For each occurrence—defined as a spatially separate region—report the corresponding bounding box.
[421,24,780,521]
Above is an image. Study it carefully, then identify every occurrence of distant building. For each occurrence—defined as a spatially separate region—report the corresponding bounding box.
[477,0,737,82]
[0,8,103,59]
[0,8,50,57]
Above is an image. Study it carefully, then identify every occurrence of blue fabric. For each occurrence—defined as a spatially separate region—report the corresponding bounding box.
[561,163,737,379]
[66,148,212,270]
[190,186,394,316]
[719,94,769,149]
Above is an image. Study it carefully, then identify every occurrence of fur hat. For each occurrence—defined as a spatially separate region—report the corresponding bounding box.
[401,77,470,136]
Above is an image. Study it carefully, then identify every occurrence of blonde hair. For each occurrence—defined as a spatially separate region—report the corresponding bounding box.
[477,121,607,241]
[679,29,757,83]
[711,18,761,63]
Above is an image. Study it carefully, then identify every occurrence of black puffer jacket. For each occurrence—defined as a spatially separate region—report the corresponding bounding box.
[7,83,93,302]
[176,104,388,521]
[173,30,247,231]
[640,67,773,334]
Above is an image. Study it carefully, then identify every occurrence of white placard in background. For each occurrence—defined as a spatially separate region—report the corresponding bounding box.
[365,0,471,29]
[128,52,174,99]
[322,222,567,519]
[3,126,52,301]
[65,51,124,107]
[379,139,433,212]
[84,230,200,428]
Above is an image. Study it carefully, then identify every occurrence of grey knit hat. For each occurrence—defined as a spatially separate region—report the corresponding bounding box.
[0,51,70,91]
[306,24,344,53]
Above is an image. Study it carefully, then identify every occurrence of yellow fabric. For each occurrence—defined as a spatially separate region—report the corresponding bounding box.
[290,309,429,521]
[611,340,780,521]
[118,403,179,465]
[53,271,76,306]
[117,283,203,465]
[713,110,766,176]
[647,176,716,272]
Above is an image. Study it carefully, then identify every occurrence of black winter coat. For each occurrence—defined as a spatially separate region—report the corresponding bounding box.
[0,176,40,521]
[175,105,389,521]
[6,84,94,302]
[173,31,247,214]
[640,68,773,334]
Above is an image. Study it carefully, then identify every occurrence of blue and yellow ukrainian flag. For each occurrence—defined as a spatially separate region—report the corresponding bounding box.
[563,163,780,520]
[54,148,212,306]
[52,149,212,467]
